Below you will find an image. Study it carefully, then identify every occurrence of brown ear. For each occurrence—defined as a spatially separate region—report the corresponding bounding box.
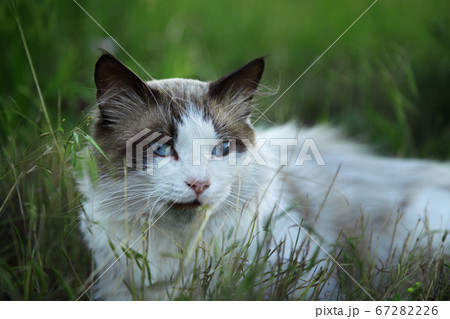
[94,51,158,107]
[209,57,265,103]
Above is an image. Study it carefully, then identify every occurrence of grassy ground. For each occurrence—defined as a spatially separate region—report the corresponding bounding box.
[0,0,449,300]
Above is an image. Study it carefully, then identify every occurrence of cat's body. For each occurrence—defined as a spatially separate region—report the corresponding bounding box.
[78,53,449,300]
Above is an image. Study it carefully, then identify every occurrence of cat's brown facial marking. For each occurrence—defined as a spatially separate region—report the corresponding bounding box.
[92,52,264,175]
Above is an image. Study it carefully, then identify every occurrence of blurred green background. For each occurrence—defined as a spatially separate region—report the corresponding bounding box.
[0,0,449,300]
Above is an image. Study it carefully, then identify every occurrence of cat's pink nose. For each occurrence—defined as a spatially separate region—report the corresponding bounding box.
[186,178,210,196]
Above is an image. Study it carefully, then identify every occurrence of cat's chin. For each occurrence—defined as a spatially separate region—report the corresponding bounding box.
[159,200,205,225]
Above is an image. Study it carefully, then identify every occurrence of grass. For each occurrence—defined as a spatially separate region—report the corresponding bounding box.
[0,0,449,300]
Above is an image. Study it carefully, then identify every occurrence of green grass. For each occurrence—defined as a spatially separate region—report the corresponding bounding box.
[1,0,449,300]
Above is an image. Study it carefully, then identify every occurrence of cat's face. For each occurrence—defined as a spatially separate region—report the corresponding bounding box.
[92,53,264,222]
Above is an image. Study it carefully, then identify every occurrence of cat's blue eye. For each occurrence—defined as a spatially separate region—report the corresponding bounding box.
[212,141,230,157]
[151,143,172,157]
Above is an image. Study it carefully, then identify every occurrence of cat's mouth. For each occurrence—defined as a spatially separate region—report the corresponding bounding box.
[170,200,202,210]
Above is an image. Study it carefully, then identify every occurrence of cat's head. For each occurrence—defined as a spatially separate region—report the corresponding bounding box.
[91,52,265,222]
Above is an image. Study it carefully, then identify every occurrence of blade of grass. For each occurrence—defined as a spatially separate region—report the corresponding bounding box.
[14,13,62,162]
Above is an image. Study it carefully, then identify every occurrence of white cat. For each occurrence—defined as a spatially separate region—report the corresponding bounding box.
[78,53,449,300]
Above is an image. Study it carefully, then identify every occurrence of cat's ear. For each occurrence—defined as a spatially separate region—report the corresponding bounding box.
[94,51,158,110]
[209,57,265,106]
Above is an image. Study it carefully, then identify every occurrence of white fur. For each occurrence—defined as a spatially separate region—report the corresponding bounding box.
[79,99,449,301]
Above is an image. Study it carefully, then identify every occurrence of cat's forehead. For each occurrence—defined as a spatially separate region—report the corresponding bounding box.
[145,80,217,141]
[142,78,255,143]
[143,78,212,136]
[146,78,209,100]
[176,107,217,151]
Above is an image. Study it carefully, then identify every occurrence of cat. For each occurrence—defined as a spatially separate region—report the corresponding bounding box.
[78,52,450,300]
